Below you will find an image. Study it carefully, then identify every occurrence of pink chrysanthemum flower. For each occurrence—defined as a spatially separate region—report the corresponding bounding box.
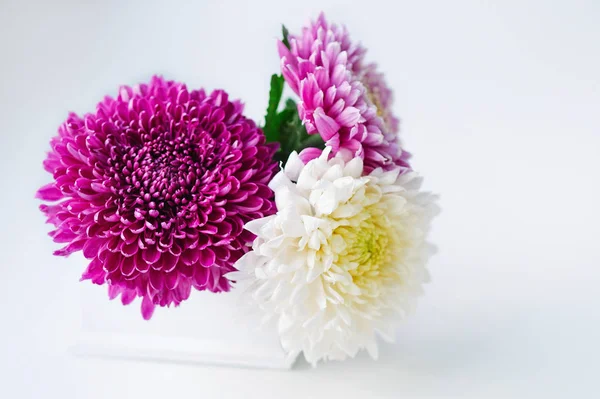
[36,76,278,319]
[360,63,400,135]
[278,13,408,172]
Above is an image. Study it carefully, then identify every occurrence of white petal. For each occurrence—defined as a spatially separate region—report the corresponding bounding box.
[313,186,338,215]
[315,278,327,309]
[301,215,325,234]
[321,163,343,182]
[343,156,363,178]
[244,215,275,236]
[268,170,291,192]
[365,338,379,360]
[284,151,304,180]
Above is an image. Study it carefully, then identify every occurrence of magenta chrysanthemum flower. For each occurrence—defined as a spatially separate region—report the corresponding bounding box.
[36,76,278,319]
[278,13,408,172]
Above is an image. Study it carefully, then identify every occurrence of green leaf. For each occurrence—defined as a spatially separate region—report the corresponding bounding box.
[263,74,285,143]
[282,25,290,49]
[298,133,325,151]
[261,75,325,164]
[273,98,325,163]
[284,98,296,111]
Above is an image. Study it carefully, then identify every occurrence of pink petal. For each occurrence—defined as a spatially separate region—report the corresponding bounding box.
[298,60,316,78]
[325,134,340,152]
[282,63,300,94]
[277,40,293,63]
[298,147,323,163]
[313,108,340,140]
[328,98,345,117]
[337,106,361,127]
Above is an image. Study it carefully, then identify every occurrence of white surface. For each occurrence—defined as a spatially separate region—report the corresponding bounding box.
[1,0,599,398]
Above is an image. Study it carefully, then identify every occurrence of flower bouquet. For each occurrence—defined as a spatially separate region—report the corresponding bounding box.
[37,13,438,367]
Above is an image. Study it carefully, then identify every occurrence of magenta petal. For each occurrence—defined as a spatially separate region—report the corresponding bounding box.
[121,288,137,305]
[108,285,121,300]
[120,256,135,276]
[121,240,138,257]
[193,266,210,288]
[217,275,231,292]
[134,252,150,273]
[161,252,179,273]
[53,239,85,257]
[142,245,160,264]
[121,229,137,244]
[80,258,105,284]
[169,242,182,257]
[141,296,155,320]
[83,238,103,259]
[181,248,200,266]
[164,271,179,290]
[208,267,222,291]
[106,235,121,253]
[175,279,191,301]
[199,248,216,267]
[149,270,164,291]
[212,246,230,262]
[36,183,63,201]
[51,229,78,243]
[150,254,163,270]
[129,220,145,234]
[103,251,122,273]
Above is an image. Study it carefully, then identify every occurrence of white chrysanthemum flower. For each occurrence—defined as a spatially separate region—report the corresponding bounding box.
[229,147,439,365]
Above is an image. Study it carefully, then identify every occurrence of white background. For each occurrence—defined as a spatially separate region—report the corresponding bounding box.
[1,0,599,397]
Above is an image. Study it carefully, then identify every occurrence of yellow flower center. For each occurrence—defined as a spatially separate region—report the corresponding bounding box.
[366,88,386,119]
[332,203,405,297]
[364,84,394,133]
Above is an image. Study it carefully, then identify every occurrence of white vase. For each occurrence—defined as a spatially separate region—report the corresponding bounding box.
[73,285,295,369]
